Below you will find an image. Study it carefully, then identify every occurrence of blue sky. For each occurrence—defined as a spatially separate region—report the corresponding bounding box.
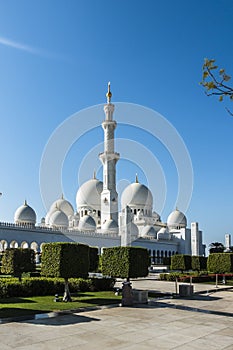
[0,0,232,249]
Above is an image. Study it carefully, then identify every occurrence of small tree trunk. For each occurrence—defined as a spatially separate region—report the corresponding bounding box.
[18,273,22,282]
[63,278,72,302]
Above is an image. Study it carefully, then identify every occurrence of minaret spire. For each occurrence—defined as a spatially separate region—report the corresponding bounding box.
[99,83,120,231]
[106,82,112,104]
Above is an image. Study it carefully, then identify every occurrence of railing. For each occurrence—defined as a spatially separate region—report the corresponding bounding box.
[0,221,120,238]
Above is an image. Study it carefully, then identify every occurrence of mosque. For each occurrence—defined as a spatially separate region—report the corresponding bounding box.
[0,84,205,261]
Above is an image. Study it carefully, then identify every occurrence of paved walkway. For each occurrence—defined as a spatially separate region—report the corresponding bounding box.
[1,280,233,349]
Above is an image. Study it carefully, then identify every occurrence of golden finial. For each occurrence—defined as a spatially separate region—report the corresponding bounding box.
[135,173,139,183]
[93,169,96,179]
[61,193,64,200]
[24,199,27,206]
[106,81,112,103]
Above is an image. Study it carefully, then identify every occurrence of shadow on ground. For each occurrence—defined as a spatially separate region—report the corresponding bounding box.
[26,314,101,326]
[0,297,37,304]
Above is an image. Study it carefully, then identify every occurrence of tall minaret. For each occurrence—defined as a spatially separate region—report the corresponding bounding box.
[99,82,120,228]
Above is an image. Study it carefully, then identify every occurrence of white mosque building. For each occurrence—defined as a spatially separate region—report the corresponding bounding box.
[0,84,205,261]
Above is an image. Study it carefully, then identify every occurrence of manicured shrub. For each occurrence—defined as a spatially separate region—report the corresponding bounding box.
[191,256,207,271]
[0,277,115,298]
[1,248,35,281]
[207,253,233,273]
[102,246,149,307]
[41,242,89,279]
[102,246,149,279]
[159,272,180,281]
[162,257,171,266]
[171,254,191,272]
[89,247,99,272]
[41,242,90,301]
[90,277,115,291]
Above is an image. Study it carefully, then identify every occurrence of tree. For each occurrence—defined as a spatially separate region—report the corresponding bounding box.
[41,242,89,302]
[191,256,207,272]
[207,253,233,273]
[171,254,191,273]
[200,58,233,115]
[1,248,35,281]
[89,247,99,272]
[209,242,225,254]
[102,246,150,306]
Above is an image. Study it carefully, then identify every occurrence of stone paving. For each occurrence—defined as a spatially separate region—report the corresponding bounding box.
[1,280,233,349]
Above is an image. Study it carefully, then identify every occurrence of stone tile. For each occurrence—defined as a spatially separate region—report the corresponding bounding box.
[215,327,233,337]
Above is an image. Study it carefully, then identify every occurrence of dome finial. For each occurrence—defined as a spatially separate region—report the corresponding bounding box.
[24,199,27,206]
[135,173,139,183]
[106,81,112,103]
[61,193,64,200]
[93,169,96,179]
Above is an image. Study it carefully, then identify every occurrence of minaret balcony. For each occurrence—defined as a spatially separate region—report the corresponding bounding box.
[99,152,120,162]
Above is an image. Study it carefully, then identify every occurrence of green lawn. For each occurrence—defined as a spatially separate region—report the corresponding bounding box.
[0,291,121,319]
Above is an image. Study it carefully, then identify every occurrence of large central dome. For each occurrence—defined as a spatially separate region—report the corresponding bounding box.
[121,181,153,209]
[76,178,103,211]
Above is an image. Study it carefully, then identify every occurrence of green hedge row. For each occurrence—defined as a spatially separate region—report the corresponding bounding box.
[1,248,35,279]
[0,277,115,298]
[159,272,215,283]
[102,246,149,279]
[207,253,233,273]
[171,255,192,271]
[170,255,207,272]
[159,272,180,281]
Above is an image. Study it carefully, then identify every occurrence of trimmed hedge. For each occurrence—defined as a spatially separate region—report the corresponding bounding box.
[191,256,207,271]
[162,257,171,266]
[41,242,89,279]
[102,246,149,279]
[171,254,192,272]
[207,253,233,273]
[0,277,115,298]
[159,272,215,283]
[1,248,35,279]
[89,247,99,272]
[159,272,180,281]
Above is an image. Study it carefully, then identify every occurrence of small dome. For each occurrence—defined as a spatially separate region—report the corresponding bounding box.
[167,209,187,229]
[76,178,103,211]
[49,210,68,229]
[102,218,118,233]
[157,227,170,240]
[45,209,55,225]
[78,215,96,231]
[14,201,36,225]
[50,196,74,217]
[45,195,74,226]
[121,181,153,209]
[141,225,157,238]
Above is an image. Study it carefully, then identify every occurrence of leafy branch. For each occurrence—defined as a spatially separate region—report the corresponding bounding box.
[200,58,233,115]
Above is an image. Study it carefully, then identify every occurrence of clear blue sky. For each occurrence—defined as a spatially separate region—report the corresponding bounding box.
[0,0,232,249]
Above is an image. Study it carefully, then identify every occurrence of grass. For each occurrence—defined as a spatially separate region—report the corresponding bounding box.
[0,291,121,319]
